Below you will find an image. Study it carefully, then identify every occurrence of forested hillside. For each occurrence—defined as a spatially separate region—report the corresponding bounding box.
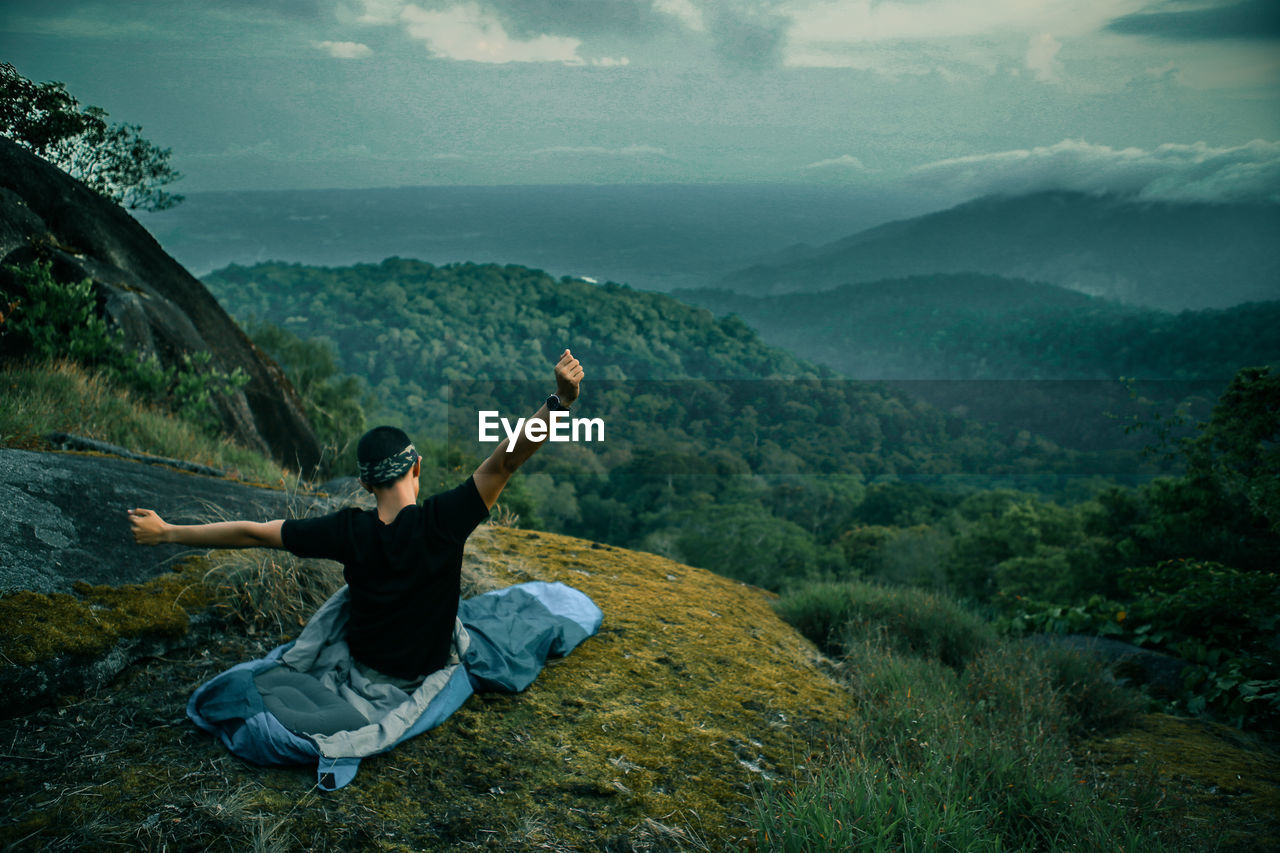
[676,274,1280,453]
[204,259,1118,585]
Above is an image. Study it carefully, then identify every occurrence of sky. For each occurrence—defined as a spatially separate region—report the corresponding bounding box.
[2,0,1279,204]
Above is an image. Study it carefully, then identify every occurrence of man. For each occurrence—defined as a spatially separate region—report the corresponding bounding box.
[130,348,584,683]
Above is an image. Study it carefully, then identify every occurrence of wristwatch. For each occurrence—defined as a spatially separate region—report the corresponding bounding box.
[547,394,569,412]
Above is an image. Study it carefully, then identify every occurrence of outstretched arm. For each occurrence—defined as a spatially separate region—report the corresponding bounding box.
[128,508,284,548]
[472,348,584,511]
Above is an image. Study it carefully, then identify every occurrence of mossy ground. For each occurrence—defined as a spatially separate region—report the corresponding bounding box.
[0,525,850,851]
[1082,713,1280,853]
[0,559,216,667]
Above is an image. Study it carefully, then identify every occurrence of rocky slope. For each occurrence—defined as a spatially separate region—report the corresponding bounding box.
[0,138,320,472]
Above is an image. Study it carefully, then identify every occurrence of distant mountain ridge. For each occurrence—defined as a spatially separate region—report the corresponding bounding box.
[676,272,1280,381]
[718,191,1280,311]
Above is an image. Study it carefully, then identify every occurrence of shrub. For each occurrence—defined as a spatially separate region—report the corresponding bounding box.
[0,359,284,482]
[774,579,995,667]
[1034,642,1144,734]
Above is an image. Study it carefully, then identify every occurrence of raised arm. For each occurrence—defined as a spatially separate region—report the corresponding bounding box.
[472,348,583,510]
[128,508,284,549]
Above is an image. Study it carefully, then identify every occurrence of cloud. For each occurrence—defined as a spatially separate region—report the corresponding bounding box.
[354,0,789,68]
[1107,0,1280,41]
[786,0,1141,45]
[350,0,407,25]
[907,139,1280,203]
[400,2,584,63]
[1024,32,1062,82]
[210,0,331,22]
[782,0,1148,74]
[654,0,705,32]
[479,0,677,40]
[705,3,791,70]
[529,144,667,157]
[803,154,872,171]
[315,40,373,58]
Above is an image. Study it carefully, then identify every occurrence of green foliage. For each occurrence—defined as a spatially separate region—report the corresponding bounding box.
[852,479,961,526]
[1,261,247,434]
[836,524,896,574]
[1031,641,1146,735]
[1122,560,1280,726]
[1182,366,1280,531]
[773,579,995,667]
[946,491,1111,604]
[0,360,285,483]
[679,274,1280,384]
[0,263,117,364]
[666,502,840,590]
[1000,560,1280,728]
[997,594,1128,638]
[204,258,1084,588]
[1089,368,1280,572]
[0,62,182,210]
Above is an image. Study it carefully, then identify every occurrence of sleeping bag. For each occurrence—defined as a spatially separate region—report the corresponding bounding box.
[187,580,602,790]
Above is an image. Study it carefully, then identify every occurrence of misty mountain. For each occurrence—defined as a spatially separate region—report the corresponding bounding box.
[717,191,1280,311]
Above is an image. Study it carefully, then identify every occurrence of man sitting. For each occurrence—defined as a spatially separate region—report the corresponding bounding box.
[129,348,584,683]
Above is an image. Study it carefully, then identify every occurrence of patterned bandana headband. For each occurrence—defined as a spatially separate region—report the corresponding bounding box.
[360,443,419,487]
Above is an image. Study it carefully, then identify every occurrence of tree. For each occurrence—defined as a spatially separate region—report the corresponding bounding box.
[1183,366,1279,532]
[248,322,367,477]
[0,62,182,211]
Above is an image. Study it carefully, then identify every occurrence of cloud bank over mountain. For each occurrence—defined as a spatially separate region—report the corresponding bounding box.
[907,139,1280,203]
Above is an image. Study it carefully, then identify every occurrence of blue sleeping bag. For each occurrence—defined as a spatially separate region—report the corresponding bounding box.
[187,581,602,790]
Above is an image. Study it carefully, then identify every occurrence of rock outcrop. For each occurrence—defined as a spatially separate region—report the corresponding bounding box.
[0,138,320,472]
[0,447,347,718]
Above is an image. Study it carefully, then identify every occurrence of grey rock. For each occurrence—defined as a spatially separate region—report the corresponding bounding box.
[1026,632,1189,698]
[0,447,302,595]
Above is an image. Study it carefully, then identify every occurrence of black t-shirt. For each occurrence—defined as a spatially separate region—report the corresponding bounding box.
[280,476,490,679]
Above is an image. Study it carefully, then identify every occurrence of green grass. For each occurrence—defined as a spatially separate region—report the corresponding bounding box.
[0,358,287,483]
[757,581,1191,852]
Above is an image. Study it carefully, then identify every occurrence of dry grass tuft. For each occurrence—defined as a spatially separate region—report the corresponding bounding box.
[0,359,286,483]
[197,474,351,634]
